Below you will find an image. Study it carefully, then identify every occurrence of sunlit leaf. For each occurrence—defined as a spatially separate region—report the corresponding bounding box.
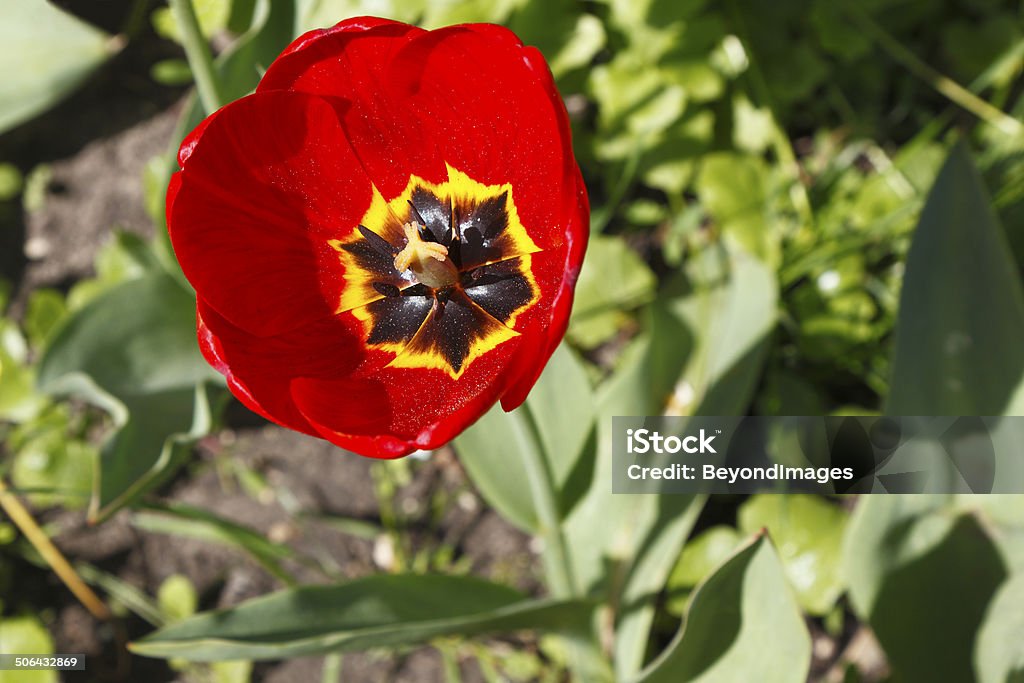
[665,526,740,615]
[568,236,656,348]
[975,572,1024,683]
[634,535,811,683]
[456,343,595,533]
[565,244,777,679]
[508,0,605,78]
[9,405,93,509]
[695,153,779,265]
[737,495,848,615]
[23,289,67,350]
[157,574,199,623]
[0,614,57,683]
[0,321,46,423]
[152,0,232,43]
[0,1,121,134]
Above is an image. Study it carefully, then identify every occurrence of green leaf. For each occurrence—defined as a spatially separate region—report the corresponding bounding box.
[665,526,741,615]
[0,322,46,423]
[810,0,872,61]
[887,142,1024,415]
[0,1,121,134]
[957,495,1024,571]
[158,574,199,623]
[10,405,94,508]
[131,574,594,661]
[39,273,216,396]
[975,572,1024,683]
[633,535,811,683]
[842,496,1008,683]
[941,16,1021,88]
[568,236,656,349]
[0,163,23,201]
[152,0,232,43]
[67,232,166,311]
[133,503,298,585]
[507,0,605,79]
[569,305,702,680]
[38,273,222,522]
[523,345,597,512]
[150,59,194,86]
[564,245,777,679]
[0,614,57,683]
[151,0,232,41]
[737,495,848,615]
[695,153,779,265]
[214,0,295,102]
[590,54,687,159]
[295,0,423,35]
[211,660,253,683]
[666,245,778,416]
[564,304,695,590]
[456,343,595,533]
[76,563,166,627]
[419,0,520,29]
[24,289,67,350]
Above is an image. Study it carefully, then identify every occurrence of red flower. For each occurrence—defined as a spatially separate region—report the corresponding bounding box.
[167,17,589,458]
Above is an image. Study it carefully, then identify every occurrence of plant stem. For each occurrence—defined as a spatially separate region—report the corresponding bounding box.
[168,0,224,115]
[0,477,112,621]
[516,410,579,599]
[847,6,1023,138]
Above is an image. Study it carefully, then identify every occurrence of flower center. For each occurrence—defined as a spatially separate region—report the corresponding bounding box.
[329,167,544,378]
[393,221,459,289]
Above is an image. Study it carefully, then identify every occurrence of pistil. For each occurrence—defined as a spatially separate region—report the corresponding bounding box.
[393,222,459,289]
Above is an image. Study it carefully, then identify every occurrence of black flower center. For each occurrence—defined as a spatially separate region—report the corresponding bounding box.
[331,171,541,378]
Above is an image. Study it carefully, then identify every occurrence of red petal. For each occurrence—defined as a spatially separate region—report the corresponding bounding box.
[387,25,578,251]
[379,25,589,410]
[276,16,412,60]
[169,90,373,337]
[197,299,368,436]
[258,17,444,199]
[500,165,590,410]
[290,337,523,458]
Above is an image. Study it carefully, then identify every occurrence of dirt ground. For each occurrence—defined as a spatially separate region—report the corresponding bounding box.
[0,8,538,681]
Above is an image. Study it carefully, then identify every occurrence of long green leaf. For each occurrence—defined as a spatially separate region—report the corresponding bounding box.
[455,343,596,534]
[563,245,777,679]
[131,574,595,661]
[0,1,121,134]
[133,503,299,585]
[887,141,1024,415]
[633,535,811,683]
